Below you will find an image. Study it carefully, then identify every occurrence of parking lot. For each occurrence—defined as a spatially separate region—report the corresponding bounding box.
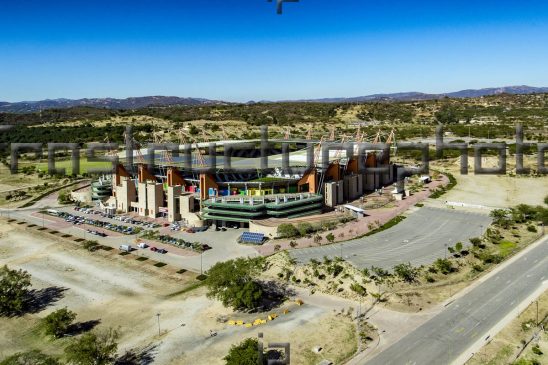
[9,205,259,273]
[290,207,493,270]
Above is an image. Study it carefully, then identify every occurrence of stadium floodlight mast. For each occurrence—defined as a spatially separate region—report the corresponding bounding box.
[267,0,299,15]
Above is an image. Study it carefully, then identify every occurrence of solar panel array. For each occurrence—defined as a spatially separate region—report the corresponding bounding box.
[240,232,265,245]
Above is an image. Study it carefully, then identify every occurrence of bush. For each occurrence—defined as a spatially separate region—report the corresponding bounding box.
[469,237,482,247]
[296,222,314,236]
[350,283,367,296]
[57,190,73,205]
[326,233,335,243]
[532,345,543,355]
[41,307,77,338]
[433,258,454,275]
[527,225,537,233]
[0,265,32,315]
[277,224,299,238]
[393,262,419,283]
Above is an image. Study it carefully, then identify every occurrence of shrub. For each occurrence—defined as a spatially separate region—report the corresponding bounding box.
[393,262,419,283]
[350,283,367,296]
[527,225,537,233]
[277,224,299,238]
[434,258,454,275]
[296,222,314,236]
[326,233,335,243]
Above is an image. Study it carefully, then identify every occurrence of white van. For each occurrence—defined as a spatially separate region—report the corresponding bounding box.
[119,244,132,252]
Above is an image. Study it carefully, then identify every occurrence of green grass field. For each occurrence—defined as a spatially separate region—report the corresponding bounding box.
[31,158,112,175]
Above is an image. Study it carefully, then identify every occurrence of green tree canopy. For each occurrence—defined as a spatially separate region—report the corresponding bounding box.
[64,328,119,365]
[277,224,299,238]
[224,338,260,365]
[205,258,265,310]
[0,265,32,315]
[393,262,419,283]
[41,307,77,338]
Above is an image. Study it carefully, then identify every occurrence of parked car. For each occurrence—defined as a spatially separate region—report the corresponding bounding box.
[157,249,167,254]
[138,242,148,249]
[150,246,158,252]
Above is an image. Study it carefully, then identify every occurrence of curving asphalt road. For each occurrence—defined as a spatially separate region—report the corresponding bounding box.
[365,234,548,365]
[290,207,492,270]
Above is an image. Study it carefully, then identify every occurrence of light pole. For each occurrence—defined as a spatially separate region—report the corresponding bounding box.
[156,313,161,336]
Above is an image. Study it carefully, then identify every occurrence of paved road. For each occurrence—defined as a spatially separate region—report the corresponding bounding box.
[291,207,492,270]
[365,235,548,365]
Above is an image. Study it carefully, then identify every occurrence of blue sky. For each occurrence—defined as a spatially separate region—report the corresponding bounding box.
[1,0,548,102]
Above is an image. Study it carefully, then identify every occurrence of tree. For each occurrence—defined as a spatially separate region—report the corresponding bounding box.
[455,242,463,252]
[490,209,512,228]
[326,233,335,243]
[41,307,77,338]
[0,265,32,315]
[64,328,119,365]
[224,338,261,365]
[0,350,60,365]
[276,224,299,238]
[57,190,73,205]
[205,258,264,310]
[393,262,419,283]
[83,240,99,252]
[435,104,458,124]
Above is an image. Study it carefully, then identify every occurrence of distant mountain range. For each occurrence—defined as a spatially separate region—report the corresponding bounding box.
[1,86,547,113]
[294,85,548,103]
[0,96,226,113]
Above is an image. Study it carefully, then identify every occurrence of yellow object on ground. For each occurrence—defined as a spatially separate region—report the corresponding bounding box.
[245,323,252,328]
[268,313,278,321]
[228,320,236,325]
[236,320,244,326]
[296,299,304,306]
[283,309,289,314]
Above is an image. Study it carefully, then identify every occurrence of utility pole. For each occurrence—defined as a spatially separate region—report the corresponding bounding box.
[357,301,362,352]
[536,300,539,327]
[156,313,161,336]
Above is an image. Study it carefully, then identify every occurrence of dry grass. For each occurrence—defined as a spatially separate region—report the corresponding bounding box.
[466,291,548,365]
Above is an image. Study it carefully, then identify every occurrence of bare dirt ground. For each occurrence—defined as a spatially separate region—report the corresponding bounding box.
[466,290,547,365]
[0,223,358,364]
[431,156,548,209]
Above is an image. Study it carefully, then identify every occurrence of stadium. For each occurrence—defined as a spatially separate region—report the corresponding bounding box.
[105,130,400,235]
